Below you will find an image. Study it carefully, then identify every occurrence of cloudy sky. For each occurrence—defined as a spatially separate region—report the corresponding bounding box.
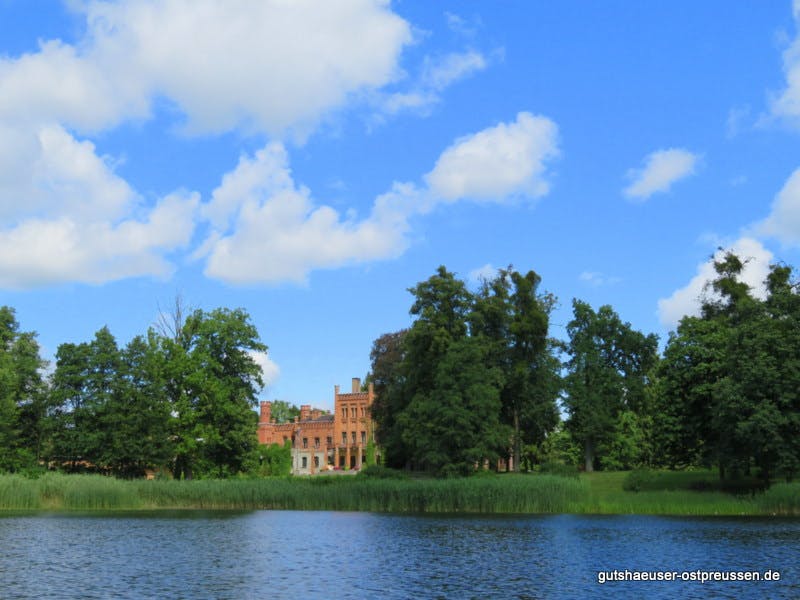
[2,1,800,409]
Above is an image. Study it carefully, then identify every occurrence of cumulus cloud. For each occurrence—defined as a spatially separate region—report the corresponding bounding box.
[248,350,280,387]
[656,237,773,328]
[766,0,800,127]
[200,112,562,285]
[0,0,412,137]
[623,148,699,201]
[0,190,198,288]
[0,123,135,223]
[201,143,418,284]
[754,167,800,245]
[0,120,198,288]
[0,0,415,289]
[425,112,559,201]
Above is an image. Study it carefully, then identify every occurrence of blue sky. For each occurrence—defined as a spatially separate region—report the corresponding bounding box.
[2,1,800,410]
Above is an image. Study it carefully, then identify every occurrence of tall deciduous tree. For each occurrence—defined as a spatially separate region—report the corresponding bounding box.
[368,329,408,467]
[657,253,800,482]
[563,300,658,472]
[166,307,266,478]
[0,306,46,472]
[470,268,560,471]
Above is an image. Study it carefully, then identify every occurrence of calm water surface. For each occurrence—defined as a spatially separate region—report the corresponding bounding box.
[0,511,798,599]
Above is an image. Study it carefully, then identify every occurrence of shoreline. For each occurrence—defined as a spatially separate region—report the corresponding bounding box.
[0,472,797,516]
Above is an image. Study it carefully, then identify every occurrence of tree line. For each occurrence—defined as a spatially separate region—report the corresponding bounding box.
[369,254,800,483]
[2,251,798,482]
[0,305,269,478]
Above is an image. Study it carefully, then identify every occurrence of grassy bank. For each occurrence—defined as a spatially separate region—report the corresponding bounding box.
[0,472,797,515]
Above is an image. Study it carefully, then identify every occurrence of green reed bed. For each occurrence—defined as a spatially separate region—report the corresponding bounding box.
[757,483,800,515]
[132,474,588,513]
[578,490,758,516]
[0,475,41,510]
[0,473,587,513]
[0,473,796,515]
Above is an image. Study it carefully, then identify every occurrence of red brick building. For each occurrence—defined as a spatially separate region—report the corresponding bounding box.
[257,377,377,475]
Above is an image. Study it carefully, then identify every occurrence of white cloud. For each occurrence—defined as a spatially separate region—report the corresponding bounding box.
[0,123,135,223]
[623,148,699,201]
[754,167,800,245]
[0,121,199,288]
[468,263,498,284]
[767,0,800,127]
[0,1,416,289]
[425,111,559,201]
[248,350,280,387]
[579,271,622,287]
[0,0,412,138]
[380,50,488,117]
[200,112,562,285]
[201,143,418,284]
[0,190,198,289]
[657,237,773,328]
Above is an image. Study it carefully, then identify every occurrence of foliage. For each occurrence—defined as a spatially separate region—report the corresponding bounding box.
[470,268,561,471]
[368,329,408,467]
[0,306,46,473]
[267,400,300,424]
[562,300,658,472]
[371,266,561,475]
[656,254,800,483]
[244,441,292,477]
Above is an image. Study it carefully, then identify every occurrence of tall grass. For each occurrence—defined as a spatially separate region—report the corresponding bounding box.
[0,473,586,513]
[757,483,800,515]
[0,473,795,515]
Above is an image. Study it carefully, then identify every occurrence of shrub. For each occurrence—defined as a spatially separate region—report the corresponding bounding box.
[623,468,656,492]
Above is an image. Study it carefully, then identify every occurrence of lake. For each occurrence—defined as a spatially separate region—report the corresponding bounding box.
[1,511,798,598]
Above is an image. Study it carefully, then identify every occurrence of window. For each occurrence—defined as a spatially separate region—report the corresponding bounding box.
[326,436,332,447]
[342,407,347,419]
[351,431,356,444]
[302,438,308,449]
[302,456,307,468]
[314,456,319,468]
[314,437,320,449]
[361,431,366,445]
[342,432,347,445]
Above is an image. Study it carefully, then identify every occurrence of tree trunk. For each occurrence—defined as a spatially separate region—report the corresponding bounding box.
[584,440,594,472]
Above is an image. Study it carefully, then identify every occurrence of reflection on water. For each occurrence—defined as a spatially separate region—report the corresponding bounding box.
[0,511,798,599]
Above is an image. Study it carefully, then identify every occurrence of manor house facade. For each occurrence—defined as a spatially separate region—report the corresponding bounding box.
[257,378,377,475]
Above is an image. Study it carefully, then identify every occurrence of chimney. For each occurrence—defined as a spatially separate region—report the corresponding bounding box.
[259,401,271,424]
[352,377,361,393]
[300,404,311,421]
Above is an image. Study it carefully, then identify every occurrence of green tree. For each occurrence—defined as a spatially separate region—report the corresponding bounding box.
[98,333,173,477]
[471,268,560,471]
[368,329,407,467]
[563,300,658,472]
[47,328,121,471]
[166,307,267,478]
[268,400,301,424]
[0,307,46,472]
[657,253,800,482]
[398,337,507,475]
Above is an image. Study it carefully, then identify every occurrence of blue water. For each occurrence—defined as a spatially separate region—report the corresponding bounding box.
[0,512,798,598]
